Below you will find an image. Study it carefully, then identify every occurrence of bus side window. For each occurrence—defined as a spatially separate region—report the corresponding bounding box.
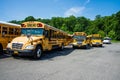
[2,32,5,37]
[2,27,7,36]
[44,30,48,38]
[9,28,13,34]
[48,30,52,41]
[15,28,19,35]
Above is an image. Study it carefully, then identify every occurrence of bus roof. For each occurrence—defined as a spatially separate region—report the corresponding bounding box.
[22,21,68,35]
[92,34,101,37]
[73,32,87,36]
[45,24,68,35]
[0,21,20,27]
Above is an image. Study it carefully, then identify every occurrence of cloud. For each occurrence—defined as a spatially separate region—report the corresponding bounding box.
[64,7,85,17]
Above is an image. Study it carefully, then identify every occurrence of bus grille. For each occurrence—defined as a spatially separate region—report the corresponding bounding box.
[12,43,23,49]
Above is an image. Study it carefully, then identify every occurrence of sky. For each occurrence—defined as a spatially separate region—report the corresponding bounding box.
[0,0,120,21]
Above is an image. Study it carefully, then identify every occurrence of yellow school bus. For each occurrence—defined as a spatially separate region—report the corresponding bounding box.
[72,32,91,49]
[90,34,103,47]
[0,21,21,54]
[7,21,72,59]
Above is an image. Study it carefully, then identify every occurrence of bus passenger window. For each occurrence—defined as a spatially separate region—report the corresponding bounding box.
[2,32,5,37]
[9,28,14,34]
[2,27,7,34]
[44,30,48,37]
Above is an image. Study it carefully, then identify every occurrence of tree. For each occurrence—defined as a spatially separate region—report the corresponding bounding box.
[64,15,76,32]
[8,10,120,40]
[24,16,36,21]
[114,11,120,40]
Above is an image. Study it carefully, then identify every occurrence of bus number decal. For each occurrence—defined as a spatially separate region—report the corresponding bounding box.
[27,24,36,27]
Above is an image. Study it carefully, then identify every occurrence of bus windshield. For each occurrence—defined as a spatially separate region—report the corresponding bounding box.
[21,28,44,36]
[73,36,86,41]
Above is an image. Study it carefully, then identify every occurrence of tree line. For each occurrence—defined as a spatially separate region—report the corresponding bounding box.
[9,11,120,40]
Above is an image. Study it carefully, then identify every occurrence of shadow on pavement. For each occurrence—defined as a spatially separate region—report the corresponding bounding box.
[12,46,74,61]
[40,47,74,61]
[0,53,11,59]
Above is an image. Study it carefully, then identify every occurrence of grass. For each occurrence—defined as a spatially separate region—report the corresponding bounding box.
[111,40,120,43]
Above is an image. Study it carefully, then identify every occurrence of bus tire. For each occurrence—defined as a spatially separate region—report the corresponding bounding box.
[34,46,42,59]
[59,44,64,50]
[12,54,17,58]
[73,45,76,49]
[85,44,89,49]
[0,44,3,54]
[100,44,103,47]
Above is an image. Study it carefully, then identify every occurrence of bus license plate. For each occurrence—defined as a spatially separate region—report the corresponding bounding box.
[14,51,18,54]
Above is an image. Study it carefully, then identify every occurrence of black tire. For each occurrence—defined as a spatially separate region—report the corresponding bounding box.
[12,54,17,57]
[34,46,42,59]
[99,44,103,47]
[85,44,90,49]
[0,44,3,54]
[59,44,64,50]
[73,45,76,49]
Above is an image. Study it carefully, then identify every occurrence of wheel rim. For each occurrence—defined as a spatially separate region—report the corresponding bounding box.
[37,49,41,58]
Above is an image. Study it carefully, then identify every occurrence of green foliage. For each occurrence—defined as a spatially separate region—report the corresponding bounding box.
[108,30,115,39]
[9,11,120,40]
[98,30,105,38]
[114,11,120,40]
[24,16,36,21]
[9,20,23,24]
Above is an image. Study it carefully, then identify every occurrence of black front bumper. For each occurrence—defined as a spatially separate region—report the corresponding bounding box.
[92,43,102,47]
[7,49,35,56]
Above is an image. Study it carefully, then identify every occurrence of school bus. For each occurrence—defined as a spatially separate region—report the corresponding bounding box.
[89,34,103,47]
[7,21,72,59]
[72,32,91,49]
[0,21,21,54]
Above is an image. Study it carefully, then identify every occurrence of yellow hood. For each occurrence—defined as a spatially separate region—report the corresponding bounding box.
[11,36,43,44]
[92,40,102,43]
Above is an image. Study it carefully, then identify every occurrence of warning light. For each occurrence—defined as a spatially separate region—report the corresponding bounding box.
[21,24,26,27]
[37,23,42,27]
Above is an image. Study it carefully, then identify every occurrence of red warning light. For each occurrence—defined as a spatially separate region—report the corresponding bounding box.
[21,24,26,27]
[37,23,43,27]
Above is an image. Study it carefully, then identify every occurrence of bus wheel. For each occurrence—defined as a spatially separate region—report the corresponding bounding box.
[59,44,64,50]
[12,54,17,58]
[100,44,103,47]
[34,46,42,59]
[73,45,76,49]
[85,44,89,49]
[0,44,3,54]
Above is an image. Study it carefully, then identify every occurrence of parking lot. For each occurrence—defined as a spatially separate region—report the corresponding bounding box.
[0,43,120,80]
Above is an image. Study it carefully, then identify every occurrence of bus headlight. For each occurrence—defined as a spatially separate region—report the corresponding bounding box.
[7,43,11,48]
[25,45,34,49]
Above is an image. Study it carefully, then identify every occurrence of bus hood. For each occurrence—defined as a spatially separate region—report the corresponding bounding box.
[92,40,102,43]
[11,36,43,44]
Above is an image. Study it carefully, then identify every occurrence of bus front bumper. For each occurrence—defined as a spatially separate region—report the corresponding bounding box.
[72,43,87,48]
[7,49,35,56]
[92,43,102,47]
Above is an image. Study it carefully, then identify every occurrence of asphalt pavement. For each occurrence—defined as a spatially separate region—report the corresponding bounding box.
[0,43,120,80]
